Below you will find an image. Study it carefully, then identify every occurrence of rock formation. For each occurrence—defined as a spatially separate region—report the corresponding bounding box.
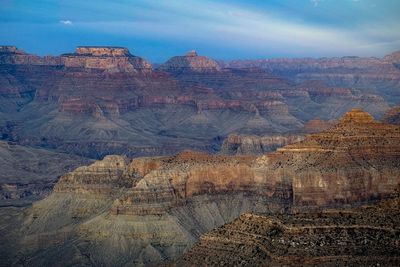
[228,52,400,105]
[159,50,221,73]
[220,133,304,155]
[175,196,400,266]
[61,46,152,72]
[259,108,400,207]
[0,46,393,158]
[2,109,397,266]
[220,118,335,155]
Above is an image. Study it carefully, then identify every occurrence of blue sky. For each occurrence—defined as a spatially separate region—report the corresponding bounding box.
[0,0,399,62]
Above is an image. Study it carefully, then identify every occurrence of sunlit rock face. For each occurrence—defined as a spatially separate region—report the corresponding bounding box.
[61,46,152,72]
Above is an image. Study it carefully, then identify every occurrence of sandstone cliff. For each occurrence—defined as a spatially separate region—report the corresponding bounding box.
[61,46,152,72]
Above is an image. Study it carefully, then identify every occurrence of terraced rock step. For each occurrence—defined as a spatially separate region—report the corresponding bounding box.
[174,197,400,266]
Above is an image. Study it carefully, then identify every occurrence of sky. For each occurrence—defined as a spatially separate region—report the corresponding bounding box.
[0,0,399,62]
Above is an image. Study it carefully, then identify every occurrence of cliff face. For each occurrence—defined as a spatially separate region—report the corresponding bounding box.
[256,109,400,207]
[220,133,304,155]
[61,46,152,72]
[228,53,400,105]
[220,117,335,155]
[17,152,281,266]
[159,50,221,73]
[6,109,398,266]
[175,197,400,267]
[0,45,151,72]
[0,46,393,158]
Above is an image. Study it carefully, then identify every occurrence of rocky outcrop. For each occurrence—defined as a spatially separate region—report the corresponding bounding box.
[60,46,152,72]
[219,117,335,155]
[175,196,400,266]
[0,46,152,72]
[16,152,280,266]
[159,50,221,73]
[257,108,400,207]
[383,106,400,125]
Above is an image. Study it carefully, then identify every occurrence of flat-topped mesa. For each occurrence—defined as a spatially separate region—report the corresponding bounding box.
[159,50,221,73]
[75,46,131,57]
[61,46,152,72]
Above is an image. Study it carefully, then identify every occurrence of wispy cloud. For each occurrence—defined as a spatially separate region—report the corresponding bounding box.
[73,0,400,57]
[1,0,399,60]
[60,20,72,26]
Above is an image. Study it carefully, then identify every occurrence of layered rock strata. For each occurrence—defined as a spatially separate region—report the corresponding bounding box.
[220,118,335,155]
[175,196,400,266]
[263,109,400,207]
[61,46,152,72]
[220,133,304,155]
[0,46,392,158]
[228,53,400,104]
[8,109,400,266]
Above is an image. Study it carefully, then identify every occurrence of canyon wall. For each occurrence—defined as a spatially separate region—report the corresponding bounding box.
[6,109,398,266]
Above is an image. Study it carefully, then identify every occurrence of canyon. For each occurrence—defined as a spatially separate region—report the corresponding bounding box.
[1,46,397,159]
[0,109,398,266]
[0,45,400,266]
